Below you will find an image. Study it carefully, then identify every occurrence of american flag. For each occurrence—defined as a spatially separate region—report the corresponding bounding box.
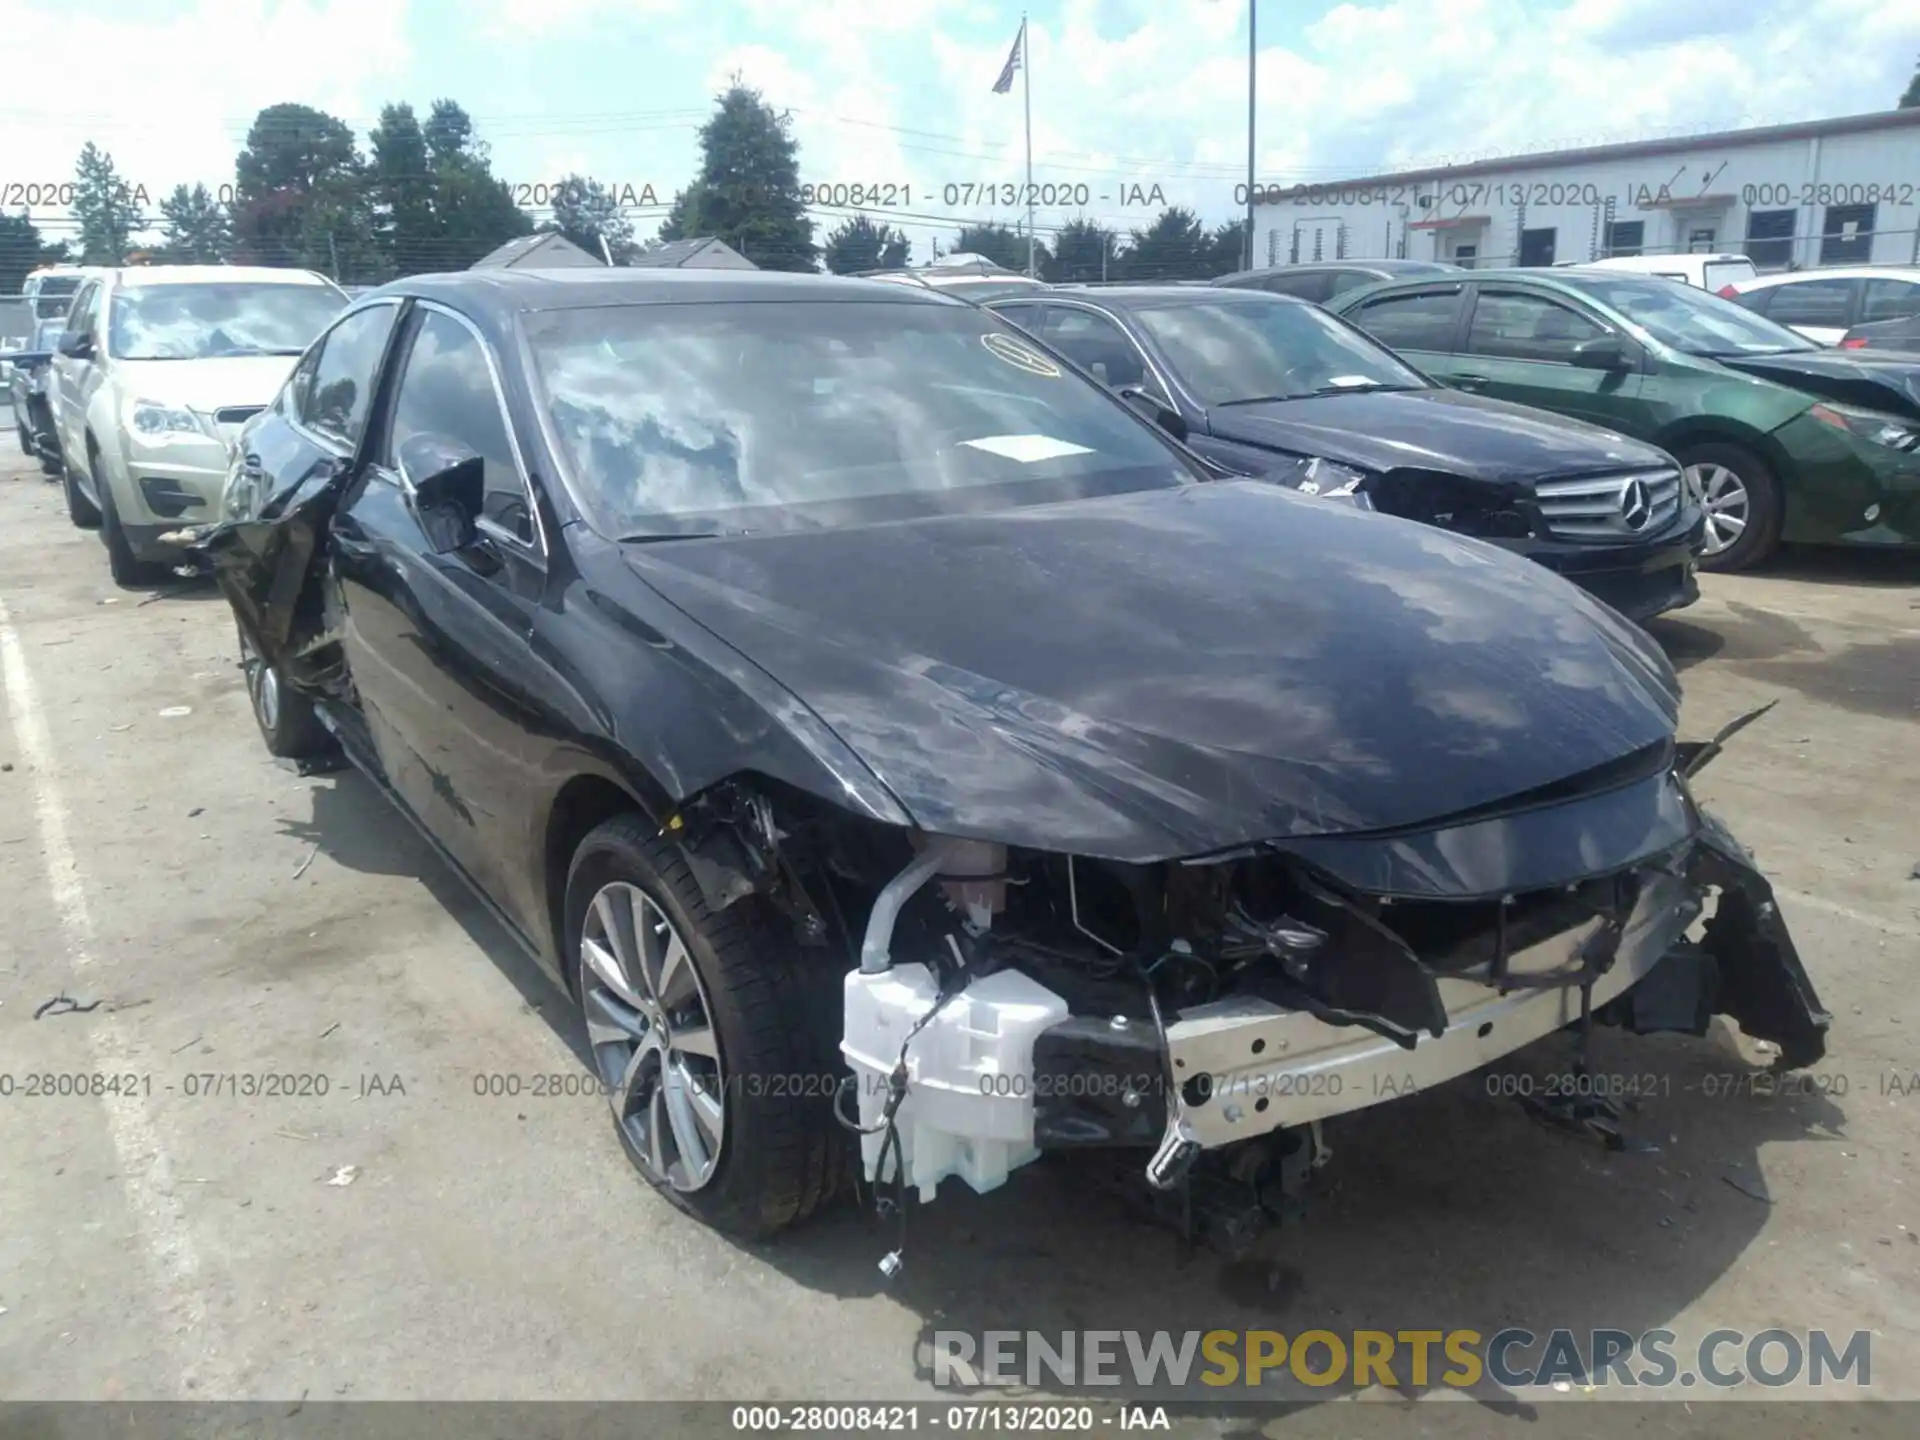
[992,20,1025,94]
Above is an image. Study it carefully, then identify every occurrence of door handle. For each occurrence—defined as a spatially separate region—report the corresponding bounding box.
[1453,373,1492,389]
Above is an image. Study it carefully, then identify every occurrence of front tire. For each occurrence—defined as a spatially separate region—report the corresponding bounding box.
[1680,442,1781,572]
[91,447,172,588]
[61,448,100,529]
[238,623,332,758]
[566,815,844,1237]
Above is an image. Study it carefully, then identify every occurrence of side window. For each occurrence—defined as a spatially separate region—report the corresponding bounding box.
[1324,271,1378,300]
[1350,289,1461,352]
[280,343,323,420]
[1762,278,1856,330]
[1464,291,1606,363]
[386,309,531,544]
[1258,272,1335,301]
[991,303,1040,332]
[301,304,399,449]
[1860,278,1920,325]
[64,283,99,343]
[1730,286,1776,315]
[1033,307,1152,390]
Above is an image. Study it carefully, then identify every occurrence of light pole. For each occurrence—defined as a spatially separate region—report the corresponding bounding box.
[1245,1,1256,270]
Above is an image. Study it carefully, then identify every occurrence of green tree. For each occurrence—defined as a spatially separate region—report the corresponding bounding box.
[368,103,437,273]
[952,223,1027,270]
[1044,217,1118,282]
[822,214,910,273]
[551,174,635,262]
[1901,57,1920,107]
[72,143,139,265]
[1120,206,1208,280]
[230,103,379,280]
[155,184,232,263]
[1206,219,1249,276]
[422,100,531,269]
[666,79,816,271]
[0,213,67,293]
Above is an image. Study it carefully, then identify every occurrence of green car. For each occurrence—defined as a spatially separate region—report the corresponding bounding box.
[1328,267,1920,570]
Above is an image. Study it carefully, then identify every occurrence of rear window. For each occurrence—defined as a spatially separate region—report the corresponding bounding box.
[1703,260,1758,294]
[525,300,1197,538]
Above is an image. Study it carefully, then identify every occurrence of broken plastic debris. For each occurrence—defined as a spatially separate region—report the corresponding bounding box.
[324,1165,359,1187]
[158,706,192,718]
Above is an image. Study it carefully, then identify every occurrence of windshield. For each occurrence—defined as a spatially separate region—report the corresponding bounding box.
[107,283,346,361]
[1128,295,1429,405]
[526,300,1196,537]
[1569,275,1817,357]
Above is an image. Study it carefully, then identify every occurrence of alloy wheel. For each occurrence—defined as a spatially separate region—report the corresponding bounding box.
[1688,462,1749,557]
[580,881,726,1192]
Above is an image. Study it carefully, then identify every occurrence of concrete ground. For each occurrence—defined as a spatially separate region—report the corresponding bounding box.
[0,447,1916,1434]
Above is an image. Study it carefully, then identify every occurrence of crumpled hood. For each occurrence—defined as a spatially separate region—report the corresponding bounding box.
[113,355,298,414]
[626,481,1681,862]
[1712,350,1920,419]
[1205,387,1671,487]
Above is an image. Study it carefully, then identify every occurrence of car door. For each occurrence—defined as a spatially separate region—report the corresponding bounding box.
[209,300,406,666]
[51,280,102,466]
[1859,276,1920,330]
[1451,286,1649,433]
[1341,283,1468,377]
[328,301,555,938]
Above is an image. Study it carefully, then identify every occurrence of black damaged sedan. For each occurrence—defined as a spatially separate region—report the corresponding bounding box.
[990,286,1706,623]
[196,269,1826,1245]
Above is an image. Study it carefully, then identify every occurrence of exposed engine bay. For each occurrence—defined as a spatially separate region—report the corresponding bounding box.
[665,718,1830,1268]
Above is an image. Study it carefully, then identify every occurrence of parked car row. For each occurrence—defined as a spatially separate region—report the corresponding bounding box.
[133,266,1831,1254]
[11,264,350,584]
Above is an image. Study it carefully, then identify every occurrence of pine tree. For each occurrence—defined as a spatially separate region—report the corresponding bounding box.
[72,143,138,265]
[822,215,911,273]
[156,184,233,263]
[551,175,635,262]
[669,79,816,271]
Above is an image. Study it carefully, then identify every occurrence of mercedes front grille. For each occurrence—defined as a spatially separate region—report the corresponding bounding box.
[1534,468,1682,541]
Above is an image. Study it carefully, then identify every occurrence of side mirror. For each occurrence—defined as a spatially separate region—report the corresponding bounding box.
[409,453,485,554]
[1117,385,1188,442]
[1570,335,1632,371]
[56,330,93,360]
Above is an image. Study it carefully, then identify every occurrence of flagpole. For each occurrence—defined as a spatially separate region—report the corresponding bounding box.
[1022,14,1035,278]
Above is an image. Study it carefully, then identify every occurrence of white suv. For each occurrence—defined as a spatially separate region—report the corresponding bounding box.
[49,265,348,585]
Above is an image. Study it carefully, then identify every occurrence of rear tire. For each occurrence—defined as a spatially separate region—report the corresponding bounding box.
[1679,441,1781,572]
[238,623,332,759]
[93,447,172,589]
[566,815,845,1237]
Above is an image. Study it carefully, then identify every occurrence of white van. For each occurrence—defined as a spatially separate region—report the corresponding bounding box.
[1566,253,1758,295]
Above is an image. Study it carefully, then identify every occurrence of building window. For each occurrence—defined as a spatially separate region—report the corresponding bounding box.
[1820,203,1876,265]
[1744,209,1796,270]
[1518,227,1557,267]
[1603,221,1644,257]
[1687,227,1717,253]
[1453,243,1477,269]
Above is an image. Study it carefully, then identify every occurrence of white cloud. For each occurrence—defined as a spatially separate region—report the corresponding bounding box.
[0,0,410,239]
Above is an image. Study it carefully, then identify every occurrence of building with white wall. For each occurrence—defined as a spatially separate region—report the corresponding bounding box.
[1250,108,1920,274]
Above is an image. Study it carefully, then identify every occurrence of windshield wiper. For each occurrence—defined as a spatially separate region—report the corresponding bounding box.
[1214,393,1304,407]
[616,530,730,544]
[1300,381,1420,397]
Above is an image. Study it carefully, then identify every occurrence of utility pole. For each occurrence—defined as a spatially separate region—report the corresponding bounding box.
[1245,0,1257,270]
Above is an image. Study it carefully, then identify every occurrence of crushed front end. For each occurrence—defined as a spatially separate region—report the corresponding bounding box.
[826,742,1827,1258]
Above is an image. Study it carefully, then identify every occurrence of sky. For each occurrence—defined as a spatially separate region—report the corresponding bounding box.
[2,0,1918,264]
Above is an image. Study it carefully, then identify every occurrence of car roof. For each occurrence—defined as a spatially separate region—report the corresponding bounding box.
[1218,260,1453,281]
[367,266,968,319]
[105,265,338,288]
[1735,265,1920,289]
[998,284,1299,310]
